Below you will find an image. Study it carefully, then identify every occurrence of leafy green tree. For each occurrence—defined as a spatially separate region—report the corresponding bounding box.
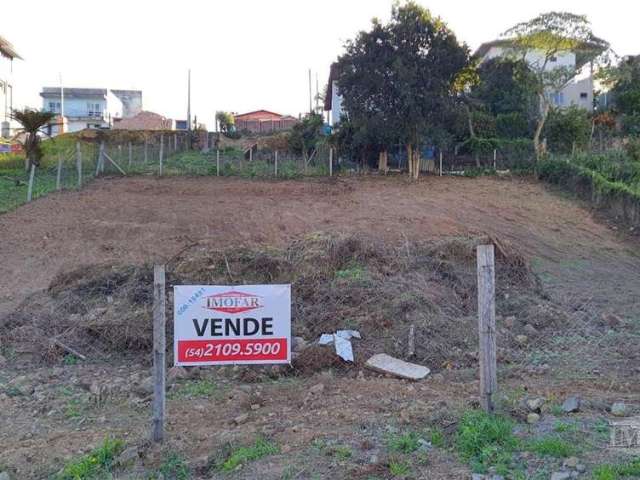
[473,58,538,118]
[335,1,469,178]
[544,106,591,153]
[607,55,640,116]
[11,108,56,171]
[215,111,235,133]
[288,112,324,163]
[502,12,610,159]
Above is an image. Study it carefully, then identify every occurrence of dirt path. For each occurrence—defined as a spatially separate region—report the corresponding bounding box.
[1,175,637,319]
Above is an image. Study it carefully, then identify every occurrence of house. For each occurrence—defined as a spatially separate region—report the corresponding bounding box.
[113,111,173,130]
[474,39,595,111]
[40,87,132,135]
[110,90,143,118]
[0,35,22,139]
[233,110,298,133]
[324,63,343,126]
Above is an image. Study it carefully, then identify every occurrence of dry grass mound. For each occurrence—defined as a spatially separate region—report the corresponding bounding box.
[0,233,560,372]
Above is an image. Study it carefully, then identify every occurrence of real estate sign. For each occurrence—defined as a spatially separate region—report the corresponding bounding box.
[173,285,291,366]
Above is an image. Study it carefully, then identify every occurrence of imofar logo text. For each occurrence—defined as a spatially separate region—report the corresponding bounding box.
[205,291,263,314]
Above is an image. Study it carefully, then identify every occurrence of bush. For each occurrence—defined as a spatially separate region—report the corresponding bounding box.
[622,114,640,136]
[544,106,591,154]
[626,137,640,162]
[496,112,531,139]
[471,110,497,138]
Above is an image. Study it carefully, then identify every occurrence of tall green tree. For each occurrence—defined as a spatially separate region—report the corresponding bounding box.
[502,12,610,159]
[11,108,56,171]
[215,111,235,133]
[335,1,469,178]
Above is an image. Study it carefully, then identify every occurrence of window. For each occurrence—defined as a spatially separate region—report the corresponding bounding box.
[549,56,558,62]
[48,102,61,113]
[580,92,588,99]
[550,92,564,106]
[87,102,101,117]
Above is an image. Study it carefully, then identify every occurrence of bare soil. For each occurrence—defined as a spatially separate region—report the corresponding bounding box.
[1,175,639,479]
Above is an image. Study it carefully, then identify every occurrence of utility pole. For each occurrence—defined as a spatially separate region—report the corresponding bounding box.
[59,73,64,135]
[187,69,192,133]
[315,72,319,113]
[308,68,312,114]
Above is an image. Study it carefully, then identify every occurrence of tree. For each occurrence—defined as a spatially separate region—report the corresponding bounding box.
[473,58,538,119]
[215,111,235,133]
[335,1,469,178]
[288,113,325,164]
[605,55,640,115]
[11,108,56,171]
[502,12,610,159]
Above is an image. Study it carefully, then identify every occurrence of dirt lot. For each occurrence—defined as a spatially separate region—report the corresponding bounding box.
[1,175,640,479]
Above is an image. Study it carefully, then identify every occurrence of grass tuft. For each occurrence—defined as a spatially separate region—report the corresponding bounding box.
[56,437,124,480]
[218,438,279,472]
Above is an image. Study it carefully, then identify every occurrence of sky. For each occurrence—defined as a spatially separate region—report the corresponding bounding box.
[3,0,639,127]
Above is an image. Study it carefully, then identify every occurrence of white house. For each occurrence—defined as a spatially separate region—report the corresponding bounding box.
[324,63,343,127]
[0,35,21,139]
[474,39,594,111]
[40,87,131,135]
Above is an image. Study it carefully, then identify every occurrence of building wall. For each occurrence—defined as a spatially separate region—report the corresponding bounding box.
[234,111,283,122]
[482,46,593,111]
[329,80,343,126]
[0,55,15,138]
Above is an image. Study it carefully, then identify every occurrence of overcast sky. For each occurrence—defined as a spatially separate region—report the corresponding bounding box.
[4,0,638,127]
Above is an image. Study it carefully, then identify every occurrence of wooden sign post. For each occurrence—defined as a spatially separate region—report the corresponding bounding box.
[477,244,497,412]
[152,264,166,443]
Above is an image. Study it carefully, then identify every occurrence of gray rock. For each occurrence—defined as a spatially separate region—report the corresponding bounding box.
[167,366,189,383]
[309,383,325,394]
[292,336,309,352]
[0,472,10,480]
[562,396,581,413]
[524,324,538,335]
[0,354,7,366]
[611,401,627,417]
[504,316,516,328]
[527,413,540,424]
[233,413,249,425]
[471,475,485,480]
[515,335,528,345]
[134,376,154,397]
[563,457,578,469]
[526,397,546,411]
[365,354,430,380]
[550,472,572,480]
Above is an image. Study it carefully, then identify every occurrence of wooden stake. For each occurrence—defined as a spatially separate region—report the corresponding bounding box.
[275,150,278,177]
[329,148,333,177]
[407,324,415,357]
[144,140,148,164]
[174,134,177,151]
[216,149,220,177]
[27,164,35,202]
[56,154,63,190]
[477,244,497,413]
[152,264,166,443]
[159,135,164,176]
[96,142,104,176]
[439,151,443,177]
[103,152,127,176]
[493,149,497,169]
[128,142,133,168]
[76,142,82,188]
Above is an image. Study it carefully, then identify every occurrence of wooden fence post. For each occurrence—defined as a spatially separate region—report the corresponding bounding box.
[27,164,35,202]
[174,134,177,152]
[56,154,63,190]
[159,135,164,176]
[96,142,104,176]
[477,244,497,413]
[152,264,166,443]
[275,150,278,177]
[128,142,133,168]
[216,149,220,177]
[329,148,333,177]
[76,142,82,188]
[439,151,443,177]
[144,140,148,164]
[493,149,497,169]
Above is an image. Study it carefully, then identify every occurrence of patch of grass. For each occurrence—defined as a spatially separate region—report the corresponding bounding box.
[218,438,279,472]
[593,458,640,480]
[159,452,190,480]
[427,428,446,448]
[334,263,367,281]
[549,404,565,416]
[56,437,124,480]
[169,379,217,399]
[388,457,411,477]
[388,432,420,454]
[63,354,79,366]
[526,436,576,458]
[327,445,353,460]
[64,398,84,419]
[553,421,578,433]
[455,410,518,474]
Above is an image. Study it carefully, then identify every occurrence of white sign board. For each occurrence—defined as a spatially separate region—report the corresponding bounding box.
[173,284,291,366]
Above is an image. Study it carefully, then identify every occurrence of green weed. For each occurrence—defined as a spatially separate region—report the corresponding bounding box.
[218,438,279,472]
[388,457,411,477]
[526,436,576,458]
[388,432,420,454]
[159,452,190,480]
[593,458,640,480]
[56,438,124,480]
[455,410,518,474]
[169,379,217,399]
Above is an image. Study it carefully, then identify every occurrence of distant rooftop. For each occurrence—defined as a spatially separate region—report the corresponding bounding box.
[41,87,107,98]
[0,35,21,60]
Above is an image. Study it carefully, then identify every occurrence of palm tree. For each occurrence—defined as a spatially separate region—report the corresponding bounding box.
[11,108,56,171]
